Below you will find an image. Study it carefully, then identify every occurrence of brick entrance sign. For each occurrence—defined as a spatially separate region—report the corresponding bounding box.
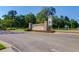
[32,21,48,31]
[29,15,54,32]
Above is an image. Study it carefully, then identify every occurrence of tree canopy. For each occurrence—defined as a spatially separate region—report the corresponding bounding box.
[36,7,56,23]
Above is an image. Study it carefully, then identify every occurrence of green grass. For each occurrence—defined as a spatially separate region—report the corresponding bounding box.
[54,29,79,33]
[0,43,6,50]
[10,28,29,32]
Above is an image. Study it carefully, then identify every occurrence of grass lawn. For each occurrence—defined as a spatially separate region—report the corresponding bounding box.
[0,43,6,50]
[8,27,79,33]
[55,29,79,33]
[10,28,29,32]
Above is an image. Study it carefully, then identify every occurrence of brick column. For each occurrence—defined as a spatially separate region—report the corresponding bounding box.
[44,21,48,31]
[29,22,32,31]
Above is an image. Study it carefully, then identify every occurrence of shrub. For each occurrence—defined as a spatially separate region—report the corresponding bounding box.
[0,26,7,30]
[7,27,16,30]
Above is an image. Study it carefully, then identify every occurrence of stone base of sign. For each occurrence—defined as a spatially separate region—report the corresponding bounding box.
[44,21,48,31]
[32,30,55,33]
[29,20,55,32]
[32,21,48,31]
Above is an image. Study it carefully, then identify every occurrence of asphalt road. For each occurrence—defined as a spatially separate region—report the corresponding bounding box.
[0,31,79,52]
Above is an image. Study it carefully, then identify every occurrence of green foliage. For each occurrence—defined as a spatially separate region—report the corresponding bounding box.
[1,19,14,27]
[70,19,78,28]
[8,10,17,20]
[0,26,7,30]
[36,7,56,23]
[14,15,26,27]
[0,19,15,30]
[25,13,36,24]
[2,15,11,20]
[53,16,78,29]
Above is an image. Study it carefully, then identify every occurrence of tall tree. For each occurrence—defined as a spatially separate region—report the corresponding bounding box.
[47,7,56,16]
[14,15,26,27]
[60,16,65,28]
[8,10,17,20]
[64,16,70,28]
[25,13,36,24]
[64,16,70,21]
[53,16,63,29]
[37,7,56,23]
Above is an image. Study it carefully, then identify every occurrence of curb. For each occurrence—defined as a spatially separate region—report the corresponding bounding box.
[0,40,21,52]
[11,46,21,52]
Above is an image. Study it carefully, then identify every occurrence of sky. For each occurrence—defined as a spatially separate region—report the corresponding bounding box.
[0,6,79,23]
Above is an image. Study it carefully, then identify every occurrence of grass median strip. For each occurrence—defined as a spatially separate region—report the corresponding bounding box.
[0,43,6,50]
[55,29,79,33]
[9,28,29,32]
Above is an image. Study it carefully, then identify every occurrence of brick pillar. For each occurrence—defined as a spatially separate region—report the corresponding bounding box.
[44,21,48,31]
[29,22,32,31]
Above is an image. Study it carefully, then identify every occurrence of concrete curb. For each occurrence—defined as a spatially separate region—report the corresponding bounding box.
[0,40,21,52]
[11,46,21,52]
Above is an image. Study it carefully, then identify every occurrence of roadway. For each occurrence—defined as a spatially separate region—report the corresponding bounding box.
[0,31,79,52]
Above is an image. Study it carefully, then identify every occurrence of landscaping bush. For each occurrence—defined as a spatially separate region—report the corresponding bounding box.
[0,26,7,30]
[7,27,16,30]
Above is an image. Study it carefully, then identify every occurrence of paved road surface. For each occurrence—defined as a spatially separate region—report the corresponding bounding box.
[0,31,79,52]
